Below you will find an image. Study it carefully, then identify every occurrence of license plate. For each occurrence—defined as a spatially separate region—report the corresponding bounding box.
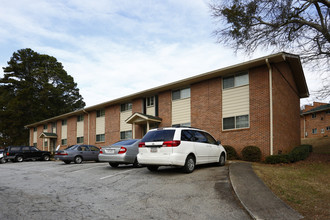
[105,149,115,154]
[150,148,157,153]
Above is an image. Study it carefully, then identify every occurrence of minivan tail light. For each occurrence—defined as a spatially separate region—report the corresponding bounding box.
[138,142,145,148]
[118,147,127,154]
[163,140,181,147]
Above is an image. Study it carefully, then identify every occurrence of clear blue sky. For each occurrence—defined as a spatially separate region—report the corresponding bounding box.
[0,0,322,107]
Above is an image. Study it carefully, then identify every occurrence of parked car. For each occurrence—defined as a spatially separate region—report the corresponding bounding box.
[55,145,100,164]
[4,146,51,162]
[137,127,226,173]
[0,149,7,164]
[98,139,141,168]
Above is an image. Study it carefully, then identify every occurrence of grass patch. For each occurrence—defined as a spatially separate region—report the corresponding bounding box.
[253,158,330,220]
[302,137,330,154]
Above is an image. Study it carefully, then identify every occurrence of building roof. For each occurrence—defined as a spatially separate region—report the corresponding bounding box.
[301,104,330,115]
[26,52,309,128]
[125,112,162,124]
[39,132,58,139]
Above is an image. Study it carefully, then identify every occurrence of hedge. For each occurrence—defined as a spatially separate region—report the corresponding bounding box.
[241,146,261,162]
[223,145,240,160]
[265,144,312,164]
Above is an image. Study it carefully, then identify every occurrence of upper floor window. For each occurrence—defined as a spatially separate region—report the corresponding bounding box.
[223,72,249,89]
[327,126,330,131]
[77,115,84,122]
[43,124,47,130]
[33,127,37,132]
[172,88,190,100]
[146,96,154,107]
[96,109,105,117]
[311,113,317,118]
[62,119,67,125]
[312,128,317,134]
[121,103,132,112]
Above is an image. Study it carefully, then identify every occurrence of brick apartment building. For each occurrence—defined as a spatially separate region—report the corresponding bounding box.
[301,102,330,138]
[26,52,309,158]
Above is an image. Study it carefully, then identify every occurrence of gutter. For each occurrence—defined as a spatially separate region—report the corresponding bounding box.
[265,59,274,156]
[83,109,90,145]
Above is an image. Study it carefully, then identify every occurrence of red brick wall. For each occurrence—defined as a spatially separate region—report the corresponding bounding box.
[272,62,301,154]
[301,111,330,138]
[106,105,121,145]
[67,116,77,146]
[158,91,172,127]
[83,113,89,145]
[89,111,97,146]
[132,98,143,138]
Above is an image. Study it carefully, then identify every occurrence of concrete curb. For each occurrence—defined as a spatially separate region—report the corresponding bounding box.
[229,162,304,220]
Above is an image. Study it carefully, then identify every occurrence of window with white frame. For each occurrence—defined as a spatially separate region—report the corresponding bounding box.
[223,72,249,89]
[62,119,67,125]
[121,103,132,112]
[146,96,154,107]
[223,115,249,130]
[312,128,317,134]
[96,134,105,142]
[172,88,190,100]
[326,126,330,131]
[120,130,132,140]
[61,139,67,145]
[77,136,84,144]
[77,115,84,122]
[96,109,105,117]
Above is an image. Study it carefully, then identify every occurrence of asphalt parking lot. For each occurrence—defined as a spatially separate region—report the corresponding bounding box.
[0,161,250,220]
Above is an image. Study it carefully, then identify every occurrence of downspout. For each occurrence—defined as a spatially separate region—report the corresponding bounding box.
[83,109,90,145]
[265,59,274,155]
[303,115,306,139]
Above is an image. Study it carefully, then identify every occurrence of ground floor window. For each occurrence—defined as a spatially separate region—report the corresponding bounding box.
[312,128,317,134]
[96,134,105,142]
[327,126,330,131]
[120,130,132,140]
[61,139,67,145]
[223,115,249,130]
[77,136,84,144]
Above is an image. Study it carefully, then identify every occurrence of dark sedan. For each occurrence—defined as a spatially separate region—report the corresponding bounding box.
[55,145,100,164]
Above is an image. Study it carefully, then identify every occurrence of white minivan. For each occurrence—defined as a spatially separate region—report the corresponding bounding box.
[137,127,226,173]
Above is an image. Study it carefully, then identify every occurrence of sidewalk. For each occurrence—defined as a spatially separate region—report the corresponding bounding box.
[229,162,304,220]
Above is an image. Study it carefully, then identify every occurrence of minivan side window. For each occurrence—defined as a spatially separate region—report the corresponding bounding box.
[194,131,208,143]
[202,132,217,145]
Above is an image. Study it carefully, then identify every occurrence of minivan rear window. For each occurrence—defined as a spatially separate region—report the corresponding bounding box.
[141,130,175,142]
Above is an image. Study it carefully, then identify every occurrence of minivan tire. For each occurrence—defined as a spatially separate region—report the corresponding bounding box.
[147,165,159,172]
[16,155,23,162]
[218,154,226,166]
[182,155,195,173]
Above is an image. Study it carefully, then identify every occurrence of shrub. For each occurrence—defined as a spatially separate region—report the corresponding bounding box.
[289,145,312,162]
[241,146,261,162]
[265,154,290,164]
[223,145,239,160]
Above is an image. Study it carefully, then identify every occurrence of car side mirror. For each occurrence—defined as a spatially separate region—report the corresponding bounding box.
[216,140,221,145]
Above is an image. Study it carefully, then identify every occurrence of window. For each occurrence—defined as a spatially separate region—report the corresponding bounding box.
[43,124,47,130]
[62,120,67,125]
[172,88,190,100]
[223,72,249,89]
[61,139,67,145]
[77,115,84,122]
[33,127,37,132]
[327,126,330,131]
[33,143,37,148]
[77,136,84,144]
[120,130,132,140]
[96,134,105,142]
[96,109,105,117]
[312,128,317,134]
[146,96,154,107]
[44,140,48,147]
[321,129,325,134]
[311,113,316,118]
[326,110,330,114]
[223,115,249,130]
[121,103,132,112]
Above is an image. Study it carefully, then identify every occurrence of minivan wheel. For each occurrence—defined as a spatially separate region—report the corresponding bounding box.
[219,154,226,166]
[109,163,119,168]
[74,156,83,164]
[16,156,23,162]
[147,166,159,172]
[183,155,195,173]
[43,155,50,161]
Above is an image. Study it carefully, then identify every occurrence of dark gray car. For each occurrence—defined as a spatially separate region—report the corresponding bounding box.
[98,139,141,168]
[55,145,100,164]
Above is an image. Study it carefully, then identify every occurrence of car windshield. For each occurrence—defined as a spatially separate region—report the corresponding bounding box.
[113,139,140,146]
[141,130,175,142]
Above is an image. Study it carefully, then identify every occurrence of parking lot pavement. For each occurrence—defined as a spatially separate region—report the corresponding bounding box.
[0,161,250,220]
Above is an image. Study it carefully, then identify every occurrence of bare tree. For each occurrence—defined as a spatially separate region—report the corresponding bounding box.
[209,0,330,98]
